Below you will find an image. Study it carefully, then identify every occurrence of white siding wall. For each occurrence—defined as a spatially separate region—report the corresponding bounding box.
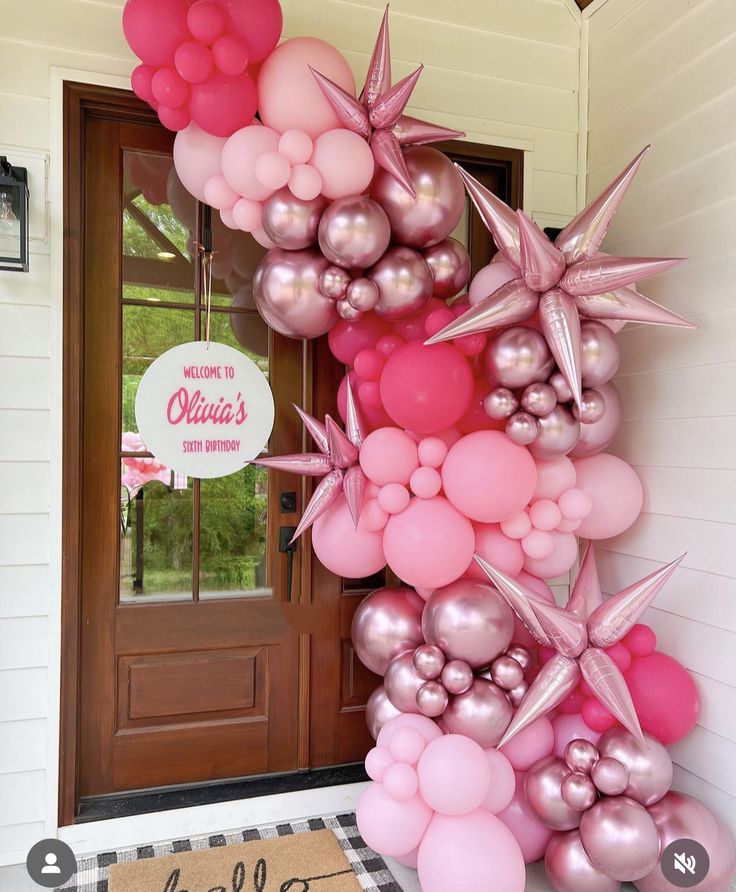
[0,0,581,863]
[586,0,736,837]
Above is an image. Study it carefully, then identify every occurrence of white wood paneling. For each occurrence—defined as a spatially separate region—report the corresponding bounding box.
[0,720,46,775]
[0,565,49,618]
[587,0,736,837]
[0,464,50,514]
[0,411,49,462]
[0,772,46,828]
[0,669,48,723]
[0,618,49,671]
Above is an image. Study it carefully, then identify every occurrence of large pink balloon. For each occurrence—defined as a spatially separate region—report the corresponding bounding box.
[469,260,518,306]
[357,783,433,858]
[218,0,283,63]
[312,495,386,578]
[258,37,356,138]
[498,771,556,863]
[417,735,492,816]
[351,586,424,675]
[383,497,475,589]
[253,248,338,339]
[173,123,227,203]
[442,431,538,523]
[123,0,190,67]
[379,341,474,434]
[573,454,644,539]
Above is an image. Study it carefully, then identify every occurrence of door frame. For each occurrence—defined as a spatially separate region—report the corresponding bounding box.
[56,76,528,830]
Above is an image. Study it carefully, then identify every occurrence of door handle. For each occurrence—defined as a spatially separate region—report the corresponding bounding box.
[278,526,298,602]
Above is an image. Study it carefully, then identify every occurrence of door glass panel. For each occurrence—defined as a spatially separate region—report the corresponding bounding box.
[199,466,270,600]
[205,309,269,366]
[123,151,195,303]
[120,471,194,602]
[209,222,268,307]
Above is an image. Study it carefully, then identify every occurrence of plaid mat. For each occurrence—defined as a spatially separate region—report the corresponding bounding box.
[55,813,401,892]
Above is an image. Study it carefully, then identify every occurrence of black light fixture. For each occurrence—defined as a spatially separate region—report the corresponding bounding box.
[0,157,29,272]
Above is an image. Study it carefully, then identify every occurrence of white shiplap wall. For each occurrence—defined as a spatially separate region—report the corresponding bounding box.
[586,0,736,836]
[0,0,582,864]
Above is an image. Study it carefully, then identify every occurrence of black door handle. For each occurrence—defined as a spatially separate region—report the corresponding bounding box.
[278,527,298,602]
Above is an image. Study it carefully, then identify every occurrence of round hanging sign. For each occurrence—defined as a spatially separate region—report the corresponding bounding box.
[135,341,275,479]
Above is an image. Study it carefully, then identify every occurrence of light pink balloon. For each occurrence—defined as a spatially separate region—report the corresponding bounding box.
[410,466,442,499]
[498,772,556,863]
[365,746,394,782]
[311,129,376,199]
[279,129,313,164]
[394,848,419,869]
[442,431,538,523]
[533,455,578,500]
[312,495,386,578]
[377,713,443,749]
[258,37,357,139]
[360,427,420,486]
[469,260,518,306]
[203,174,239,210]
[221,125,280,201]
[383,497,475,590]
[289,164,323,201]
[254,150,291,191]
[468,524,524,580]
[173,123,226,202]
[357,784,433,857]
[417,735,492,816]
[552,713,602,758]
[383,762,419,801]
[482,748,517,814]
[523,530,578,579]
[500,716,556,773]
[418,810,526,892]
[574,454,644,540]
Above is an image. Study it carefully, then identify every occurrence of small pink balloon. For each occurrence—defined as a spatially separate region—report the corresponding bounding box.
[357,784,432,858]
[470,524,524,579]
[347,278,380,312]
[561,772,598,811]
[279,129,313,164]
[254,150,291,191]
[288,164,323,201]
[361,498,389,532]
[501,716,555,771]
[384,762,419,801]
[417,436,448,468]
[529,499,563,531]
[565,738,600,774]
[353,348,386,381]
[482,748,517,814]
[377,714,443,749]
[417,735,492,816]
[558,487,593,520]
[441,659,474,695]
[591,756,630,796]
[231,198,263,232]
[131,65,156,103]
[158,104,192,132]
[533,456,578,500]
[410,466,442,499]
[365,746,393,782]
[152,67,189,108]
[360,427,419,486]
[469,260,518,305]
[521,529,554,560]
[413,644,446,681]
[523,530,578,578]
[204,174,239,210]
[501,512,532,540]
[222,125,280,201]
[416,680,449,717]
[622,624,657,657]
[378,483,411,515]
[311,129,375,199]
[175,41,213,84]
[211,34,249,76]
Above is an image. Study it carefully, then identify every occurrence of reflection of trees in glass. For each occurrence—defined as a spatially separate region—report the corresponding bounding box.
[124,195,190,259]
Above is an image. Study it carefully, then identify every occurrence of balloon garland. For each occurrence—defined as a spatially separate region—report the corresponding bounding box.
[122,3,735,890]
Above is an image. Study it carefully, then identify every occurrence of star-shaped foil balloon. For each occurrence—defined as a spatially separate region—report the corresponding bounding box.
[474,543,685,747]
[310,6,464,195]
[255,378,367,542]
[426,146,696,406]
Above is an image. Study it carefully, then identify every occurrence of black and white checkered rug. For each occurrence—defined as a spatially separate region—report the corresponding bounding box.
[55,814,401,892]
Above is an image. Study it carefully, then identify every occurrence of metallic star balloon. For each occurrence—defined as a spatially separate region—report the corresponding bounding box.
[310,6,464,195]
[425,148,695,404]
[475,548,685,747]
[256,377,368,541]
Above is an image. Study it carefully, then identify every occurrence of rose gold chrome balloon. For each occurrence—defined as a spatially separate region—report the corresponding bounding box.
[580,796,659,882]
[597,728,673,807]
[442,678,513,748]
[366,685,401,740]
[545,830,620,892]
[351,586,424,676]
[525,756,584,831]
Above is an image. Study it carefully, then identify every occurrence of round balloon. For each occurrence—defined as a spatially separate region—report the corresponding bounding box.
[417,735,492,816]
[580,797,659,882]
[546,830,620,892]
[311,496,386,578]
[351,586,425,675]
[442,678,513,749]
[318,196,390,269]
[366,685,402,739]
[573,454,644,540]
[423,238,471,298]
[625,652,699,744]
[357,783,432,857]
[597,728,673,807]
[261,189,326,250]
[369,247,434,320]
[498,771,555,863]
[570,382,623,458]
[525,756,583,831]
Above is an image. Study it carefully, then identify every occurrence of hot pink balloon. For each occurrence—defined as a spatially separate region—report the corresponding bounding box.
[357,784,432,858]
[189,71,257,137]
[311,495,386,578]
[379,341,474,434]
[123,0,190,67]
[258,37,357,139]
[383,497,475,590]
[329,315,390,364]
[625,651,699,744]
[573,454,644,540]
[217,0,283,63]
[442,430,538,523]
[417,735,492,816]
[417,810,526,892]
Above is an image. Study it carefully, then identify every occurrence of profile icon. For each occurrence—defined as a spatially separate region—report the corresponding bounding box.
[41,852,61,875]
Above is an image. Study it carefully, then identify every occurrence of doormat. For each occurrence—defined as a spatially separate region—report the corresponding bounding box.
[55,814,401,892]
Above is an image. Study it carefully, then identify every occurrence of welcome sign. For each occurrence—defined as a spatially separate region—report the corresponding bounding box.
[135,341,275,479]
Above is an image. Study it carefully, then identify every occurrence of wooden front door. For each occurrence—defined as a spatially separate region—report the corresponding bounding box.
[62,83,523,820]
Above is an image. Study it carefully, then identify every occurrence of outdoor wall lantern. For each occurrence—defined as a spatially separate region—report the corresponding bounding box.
[0,156,29,272]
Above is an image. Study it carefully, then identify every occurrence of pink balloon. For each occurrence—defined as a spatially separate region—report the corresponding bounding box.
[218,0,283,63]
[211,34,249,77]
[131,64,156,104]
[417,437,448,468]
[558,487,593,520]
[158,104,192,132]
[187,0,226,43]
[279,130,313,164]
[352,586,424,675]
[533,456,578,500]
[418,810,526,892]
[469,524,524,579]
[573,454,644,539]
[570,381,623,458]
[258,37,356,138]
[360,428,419,486]
[175,41,213,84]
[203,174,239,210]
[221,125,279,200]
[377,714,443,749]
[152,68,189,108]
[394,848,419,869]
[523,530,578,578]
[365,746,393,782]
[231,197,263,232]
[380,342,474,434]
[625,652,699,744]
[190,71,257,138]
[378,483,411,514]
[123,0,190,67]
[529,499,563,531]
[497,772,555,863]
[552,714,602,758]
[254,151,291,191]
[482,748,517,814]
[410,466,442,499]
[311,129,375,199]
[289,164,323,201]
[357,784,433,857]
[366,687,402,740]
[390,727,427,765]
[383,497,475,589]
[383,763,419,801]
[442,431,538,523]
[312,496,386,578]
[500,716,555,771]
[469,260,518,306]
[329,315,390,364]
[418,735,492,816]
[173,123,226,202]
